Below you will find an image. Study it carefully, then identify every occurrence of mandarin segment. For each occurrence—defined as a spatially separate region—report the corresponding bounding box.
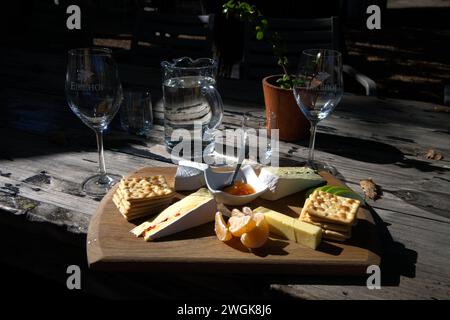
[228,214,256,237]
[231,208,245,217]
[214,212,233,242]
[214,207,271,249]
[242,207,253,216]
[240,212,269,249]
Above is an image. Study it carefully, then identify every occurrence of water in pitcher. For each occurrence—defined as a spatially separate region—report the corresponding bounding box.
[163,75,216,155]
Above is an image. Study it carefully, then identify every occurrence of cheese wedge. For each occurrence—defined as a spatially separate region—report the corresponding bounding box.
[255,206,322,250]
[131,188,216,241]
[174,160,208,191]
[258,167,324,200]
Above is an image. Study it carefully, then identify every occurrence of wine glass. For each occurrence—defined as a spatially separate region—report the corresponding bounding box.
[293,49,343,170]
[65,48,123,196]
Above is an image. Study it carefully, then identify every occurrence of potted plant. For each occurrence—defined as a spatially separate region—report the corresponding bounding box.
[223,0,310,141]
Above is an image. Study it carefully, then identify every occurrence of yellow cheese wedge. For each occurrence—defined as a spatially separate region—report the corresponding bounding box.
[254,206,322,250]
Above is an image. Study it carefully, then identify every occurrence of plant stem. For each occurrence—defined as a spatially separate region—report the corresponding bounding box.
[95,130,108,184]
[281,64,289,77]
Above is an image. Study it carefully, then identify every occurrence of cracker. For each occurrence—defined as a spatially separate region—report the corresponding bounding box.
[121,204,170,221]
[305,190,360,225]
[113,193,172,210]
[118,175,174,201]
[322,229,351,242]
[323,228,351,238]
[114,197,171,215]
[300,205,352,233]
[112,176,174,221]
[117,201,168,216]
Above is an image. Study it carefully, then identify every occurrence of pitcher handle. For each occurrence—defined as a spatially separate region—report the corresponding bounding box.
[201,84,224,135]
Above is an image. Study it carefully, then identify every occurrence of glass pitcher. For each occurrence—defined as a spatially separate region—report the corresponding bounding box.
[161,57,224,161]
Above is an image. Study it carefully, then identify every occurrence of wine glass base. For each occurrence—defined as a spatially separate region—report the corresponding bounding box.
[81,174,122,197]
[306,160,338,176]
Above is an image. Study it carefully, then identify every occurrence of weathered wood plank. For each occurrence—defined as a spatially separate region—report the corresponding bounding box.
[0,175,98,215]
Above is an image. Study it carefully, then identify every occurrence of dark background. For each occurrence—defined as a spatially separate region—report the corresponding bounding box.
[2,0,449,104]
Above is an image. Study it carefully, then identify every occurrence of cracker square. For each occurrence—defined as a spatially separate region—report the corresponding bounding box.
[112,175,175,220]
[305,190,360,225]
[118,175,174,201]
[322,229,352,242]
[113,192,172,210]
[300,204,352,233]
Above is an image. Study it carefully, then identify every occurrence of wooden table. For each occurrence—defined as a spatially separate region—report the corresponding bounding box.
[1,49,449,300]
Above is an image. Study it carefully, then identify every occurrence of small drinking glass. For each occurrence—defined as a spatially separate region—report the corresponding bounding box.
[243,111,277,166]
[293,49,343,170]
[65,48,122,197]
[120,90,153,136]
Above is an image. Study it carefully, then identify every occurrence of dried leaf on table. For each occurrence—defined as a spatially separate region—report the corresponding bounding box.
[425,149,443,161]
[432,106,450,113]
[360,178,379,200]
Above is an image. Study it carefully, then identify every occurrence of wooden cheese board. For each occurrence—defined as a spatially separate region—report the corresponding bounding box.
[87,166,381,275]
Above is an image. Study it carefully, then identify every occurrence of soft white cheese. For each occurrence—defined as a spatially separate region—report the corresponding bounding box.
[131,188,216,241]
[174,160,208,191]
[258,167,324,201]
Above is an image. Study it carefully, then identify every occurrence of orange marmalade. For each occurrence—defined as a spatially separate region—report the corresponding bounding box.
[222,181,255,196]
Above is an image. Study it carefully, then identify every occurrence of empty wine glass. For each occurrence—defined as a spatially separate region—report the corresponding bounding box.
[65,48,123,196]
[293,49,343,170]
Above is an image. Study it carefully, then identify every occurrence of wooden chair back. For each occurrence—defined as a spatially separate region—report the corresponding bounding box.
[131,10,214,66]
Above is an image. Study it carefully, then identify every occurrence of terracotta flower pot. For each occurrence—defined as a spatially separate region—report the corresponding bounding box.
[262,75,310,141]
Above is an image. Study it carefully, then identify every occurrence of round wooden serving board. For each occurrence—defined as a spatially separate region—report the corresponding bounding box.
[87,166,381,275]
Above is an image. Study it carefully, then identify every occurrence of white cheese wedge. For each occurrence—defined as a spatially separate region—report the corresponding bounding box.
[258,167,324,201]
[130,188,216,241]
[174,160,208,191]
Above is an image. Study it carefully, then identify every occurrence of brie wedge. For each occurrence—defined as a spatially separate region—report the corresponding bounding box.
[174,160,208,191]
[131,188,216,241]
[259,167,324,200]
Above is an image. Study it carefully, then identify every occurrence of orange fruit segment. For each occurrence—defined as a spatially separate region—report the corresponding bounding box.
[214,207,269,249]
[231,208,245,217]
[214,212,233,242]
[240,212,269,248]
[217,203,232,217]
[228,214,256,237]
[242,207,253,216]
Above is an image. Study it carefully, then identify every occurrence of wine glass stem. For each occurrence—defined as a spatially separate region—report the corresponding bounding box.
[95,130,108,183]
[308,122,318,164]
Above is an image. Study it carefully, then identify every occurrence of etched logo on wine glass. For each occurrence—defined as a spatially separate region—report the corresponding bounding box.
[70,69,103,91]
[77,69,94,82]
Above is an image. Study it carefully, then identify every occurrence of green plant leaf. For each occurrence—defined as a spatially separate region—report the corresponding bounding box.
[222,1,290,79]
[256,31,264,40]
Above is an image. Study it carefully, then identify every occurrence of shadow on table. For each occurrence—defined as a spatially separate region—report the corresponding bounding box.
[313,132,448,174]
[0,125,149,158]
[0,210,277,300]
[0,200,417,299]
[370,206,418,281]
[267,206,418,288]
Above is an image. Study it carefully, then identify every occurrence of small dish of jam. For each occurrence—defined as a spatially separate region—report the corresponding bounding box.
[222,181,255,196]
[204,165,268,205]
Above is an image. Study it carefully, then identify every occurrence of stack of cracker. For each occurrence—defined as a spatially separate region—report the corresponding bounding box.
[112,175,175,221]
[300,190,360,242]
